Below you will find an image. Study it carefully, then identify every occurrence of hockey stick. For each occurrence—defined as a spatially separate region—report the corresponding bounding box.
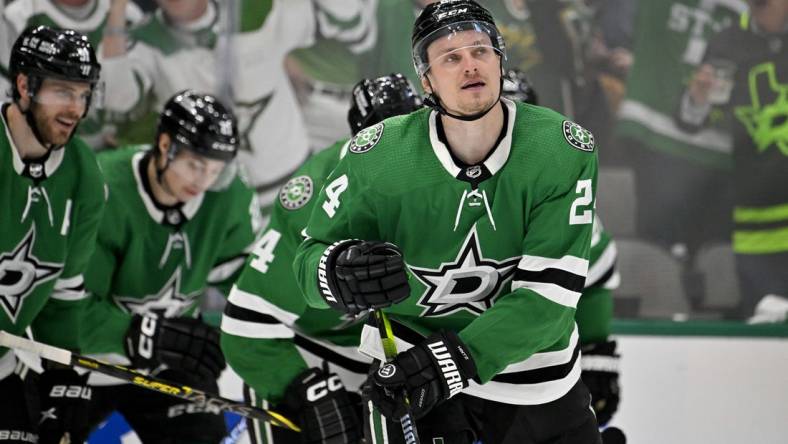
[373,310,422,444]
[0,331,300,433]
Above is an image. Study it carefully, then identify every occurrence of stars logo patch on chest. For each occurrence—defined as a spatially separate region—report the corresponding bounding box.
[410,227,519,317]
[113,268,200,318]
[0,227,63,322]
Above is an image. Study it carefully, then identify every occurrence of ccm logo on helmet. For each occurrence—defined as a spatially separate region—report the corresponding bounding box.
[306,375,344,402]
[437,8,468,20]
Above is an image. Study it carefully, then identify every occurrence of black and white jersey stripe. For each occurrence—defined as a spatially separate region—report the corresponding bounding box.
[511,254,589,308]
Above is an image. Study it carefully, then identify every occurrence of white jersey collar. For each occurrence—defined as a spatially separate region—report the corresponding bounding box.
[131,150,204,224]
[428,97,516,179]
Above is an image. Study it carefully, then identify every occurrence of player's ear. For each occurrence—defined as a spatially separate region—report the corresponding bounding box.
[16,73,30,107]
[157,133,172,163]
[421,75,432,95]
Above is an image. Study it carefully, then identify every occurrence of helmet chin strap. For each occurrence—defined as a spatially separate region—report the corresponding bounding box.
[154,147,183,205]
[21,101,70,152]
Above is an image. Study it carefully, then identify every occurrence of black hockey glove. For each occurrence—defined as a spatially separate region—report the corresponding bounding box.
[125,314,226,380]
[37,365,92,444]
[581,340,620,426]
[319,240,410,315]
[281,367,363,444]
[369,331,478,420]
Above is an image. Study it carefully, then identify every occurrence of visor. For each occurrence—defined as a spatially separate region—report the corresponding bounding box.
[413,21,505,77]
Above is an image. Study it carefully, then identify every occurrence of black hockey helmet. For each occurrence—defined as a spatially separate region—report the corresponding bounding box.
[411,0,505,77]
[347,73,423,135]
[157,90,239,162]
[9,25,101,102]
[502,69,539,105]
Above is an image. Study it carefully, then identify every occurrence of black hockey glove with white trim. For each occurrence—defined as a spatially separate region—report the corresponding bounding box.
[37,364,92,444]
[318,240,410,315]
[125,314,226,380]
[369,331,478,420]
[581,340,620,426]
[281,367,363,444]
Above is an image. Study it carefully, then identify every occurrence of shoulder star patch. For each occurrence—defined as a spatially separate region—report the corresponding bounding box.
[349,122,384,154]
[279,175,314,210]
[562,120,595,152]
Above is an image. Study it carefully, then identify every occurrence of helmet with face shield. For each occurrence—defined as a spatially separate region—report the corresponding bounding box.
[411,0,506,120]
[411,0,505,78]
[9,26,102,149]
[154,90,240,193]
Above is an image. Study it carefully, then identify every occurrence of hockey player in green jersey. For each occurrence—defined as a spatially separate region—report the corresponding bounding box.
[220,73,423,444]
[294,1,602,442]
[503,68,622,427]
[78,90,261,442]
[0,26,104,444]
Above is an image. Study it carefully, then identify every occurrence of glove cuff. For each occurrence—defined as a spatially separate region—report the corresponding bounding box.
[317,239,361,312]
[424,331,478,398]
[580,340,619,373]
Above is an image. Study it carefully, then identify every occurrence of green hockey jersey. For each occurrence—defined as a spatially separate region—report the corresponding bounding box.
[0,104,105,369]
[80,146,261,365]
[616,0,746,168]
[220,139,372,406]
[295,98,598,405]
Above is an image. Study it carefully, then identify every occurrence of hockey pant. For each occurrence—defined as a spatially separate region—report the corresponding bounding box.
[365,378,603,444]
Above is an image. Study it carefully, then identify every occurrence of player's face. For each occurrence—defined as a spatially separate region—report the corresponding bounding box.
[422,30,501,116]
[163,148,226,201]
[28,78,91,146]
[156,0,210,24]
[748,0,788,33]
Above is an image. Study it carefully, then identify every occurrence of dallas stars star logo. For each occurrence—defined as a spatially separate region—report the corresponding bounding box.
[114,268,200,318]
[0,227,62,322]
[410,226,519,317]
[735,63,788,155]
[236,94,274,153]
